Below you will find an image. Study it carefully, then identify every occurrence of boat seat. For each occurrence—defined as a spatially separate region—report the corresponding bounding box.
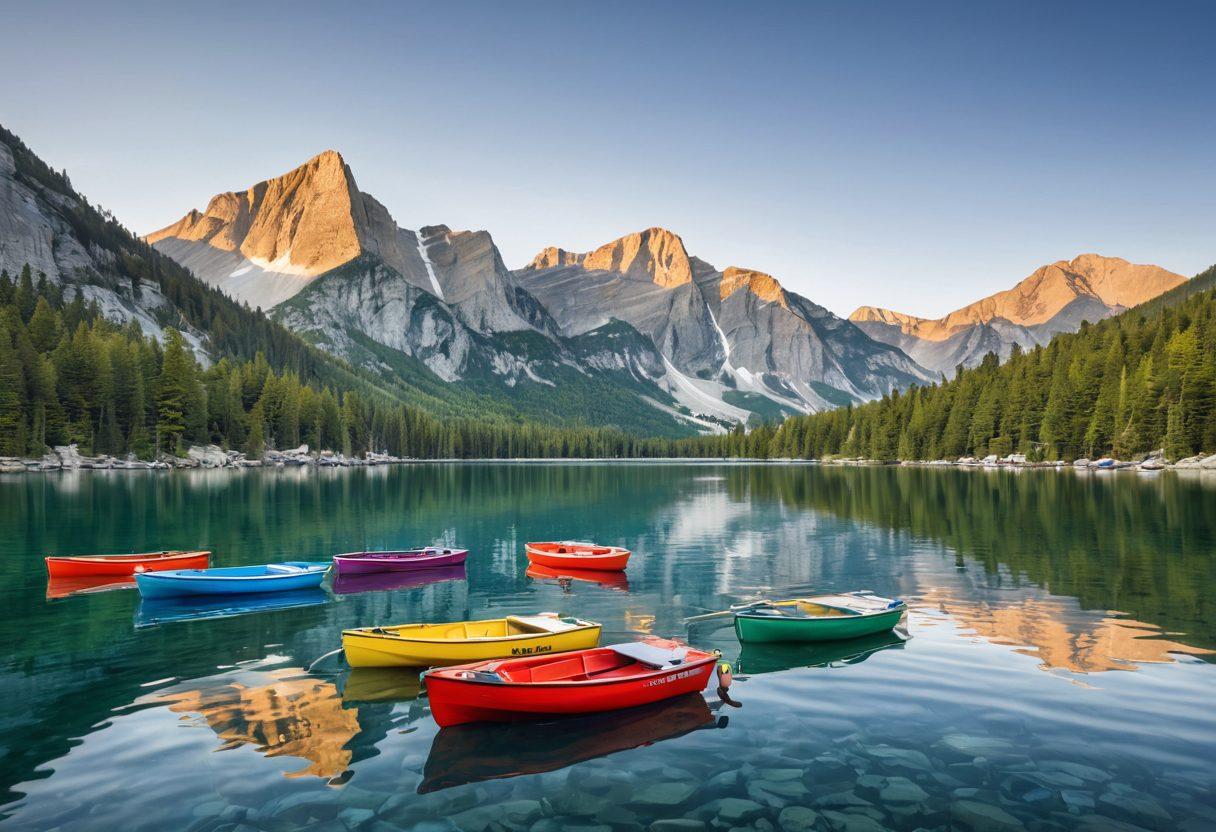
[507,615,575,633]
[266,564,306,574]
[609,641,687,668]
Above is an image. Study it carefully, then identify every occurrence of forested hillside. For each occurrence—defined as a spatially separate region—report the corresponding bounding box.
[0,272,701,459]
[762,266,1216,462]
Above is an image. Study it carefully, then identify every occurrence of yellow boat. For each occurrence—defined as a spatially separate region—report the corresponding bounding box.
[342,613,602,668]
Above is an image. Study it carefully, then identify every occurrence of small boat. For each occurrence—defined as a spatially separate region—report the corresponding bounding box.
[134,561,331,599]
[332,564,466,596]
[733,592,907,644]
[419,692,721,792]
[134,587,329,628]
[45,550,211,578]
[525,541,630,572]
[333,547,468,575]
[423,637,717,727]
[343,613,601,668]
[526,563,630,592]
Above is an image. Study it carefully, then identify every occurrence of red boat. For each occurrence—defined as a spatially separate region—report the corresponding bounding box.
[44,550,211,578]
[524,541,630,572]
[424,637,716,727]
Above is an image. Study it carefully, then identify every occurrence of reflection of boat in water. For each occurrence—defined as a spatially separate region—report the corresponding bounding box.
[419,692,721,793]
[340,667,425,703]
[525,563,630,592]
[735,629,907,675]
[134,587,329,628]
[331,564,466,596]
[46,574,136,600]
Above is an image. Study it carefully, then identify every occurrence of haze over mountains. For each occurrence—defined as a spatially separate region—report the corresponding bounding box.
[850,255,1185,375]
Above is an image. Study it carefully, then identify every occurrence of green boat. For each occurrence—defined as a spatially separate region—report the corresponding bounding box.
[733,592,907,644]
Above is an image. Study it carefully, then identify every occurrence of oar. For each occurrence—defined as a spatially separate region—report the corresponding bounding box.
[684,599,776,624]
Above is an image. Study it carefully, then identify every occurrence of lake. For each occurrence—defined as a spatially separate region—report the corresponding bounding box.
[1,463,1214,832]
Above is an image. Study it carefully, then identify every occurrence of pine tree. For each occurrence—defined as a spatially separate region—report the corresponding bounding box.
[155,329,193,454]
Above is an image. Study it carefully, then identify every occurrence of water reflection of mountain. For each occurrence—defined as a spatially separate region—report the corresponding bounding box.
[151,664,360,781]
[918,588,1211,673]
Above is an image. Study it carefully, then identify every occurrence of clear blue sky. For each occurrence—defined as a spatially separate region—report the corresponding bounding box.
[3,1,1213,318]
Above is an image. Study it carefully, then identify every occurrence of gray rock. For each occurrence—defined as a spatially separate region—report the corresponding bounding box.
[703,798,765,825]
[949,799,1025,831]
[776,806,819,832]
[1061,790,1096,814]
[814,791,873,809]
[629,781,698,809]
[879,777,928,804]
[817,810,890,832]
[1097,789,1171,829]
[648,821,707,832]
[1038,760,1111,784]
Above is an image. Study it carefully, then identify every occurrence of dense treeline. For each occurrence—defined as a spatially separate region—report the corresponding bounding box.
[0,269,722,459]
[762,267,1216,462]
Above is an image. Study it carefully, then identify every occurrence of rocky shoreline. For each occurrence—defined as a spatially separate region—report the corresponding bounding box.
[818,451,1216,472]
[4,445,1216,474]
[0,444,405,473]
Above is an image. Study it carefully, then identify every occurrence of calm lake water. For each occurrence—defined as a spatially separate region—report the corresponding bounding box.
[1,464,1214,832]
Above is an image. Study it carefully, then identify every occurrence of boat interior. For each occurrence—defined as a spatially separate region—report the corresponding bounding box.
[489,642,691,684]
[369,615,584,640]
[753,600,860,619]
[536,544,615,556]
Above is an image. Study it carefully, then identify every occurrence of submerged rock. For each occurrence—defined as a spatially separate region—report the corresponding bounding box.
[949,799,1025,831]
[776,806,819,832]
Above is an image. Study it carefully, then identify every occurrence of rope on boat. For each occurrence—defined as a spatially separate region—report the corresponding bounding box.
[305,647,346,673]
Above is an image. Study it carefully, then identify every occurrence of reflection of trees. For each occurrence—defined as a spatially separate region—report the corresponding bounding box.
[731,466,1216,652]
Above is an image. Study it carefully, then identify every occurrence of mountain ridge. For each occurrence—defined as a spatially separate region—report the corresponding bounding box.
[849,254,1186,374]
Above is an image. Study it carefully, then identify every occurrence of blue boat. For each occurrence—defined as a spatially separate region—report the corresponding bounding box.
[134,561,331,599]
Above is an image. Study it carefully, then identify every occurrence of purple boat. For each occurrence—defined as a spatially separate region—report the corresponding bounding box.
[332,547,468,575]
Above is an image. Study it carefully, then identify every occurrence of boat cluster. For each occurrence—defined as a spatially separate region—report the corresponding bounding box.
[43,543,906,729]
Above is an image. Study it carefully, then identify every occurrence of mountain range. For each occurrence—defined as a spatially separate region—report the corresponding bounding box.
[850,255,1185,375]
[1,125,1192,434]
[147,151,936,427]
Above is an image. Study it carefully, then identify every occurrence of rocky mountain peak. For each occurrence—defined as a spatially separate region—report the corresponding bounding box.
[526,246,582,271]
[848,306,929,333]
[720,266,788,307]
[147,148,366,279]
[581,227,692,288]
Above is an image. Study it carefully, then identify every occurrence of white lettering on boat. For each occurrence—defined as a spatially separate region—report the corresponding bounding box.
[642,668,698,687]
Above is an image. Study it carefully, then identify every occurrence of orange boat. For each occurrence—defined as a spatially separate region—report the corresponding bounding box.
[45,550,211,578]
[525,542,630,572]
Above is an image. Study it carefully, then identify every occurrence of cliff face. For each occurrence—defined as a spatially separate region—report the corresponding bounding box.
[850,255,1186,375]
[516,228,935,421]
[0,132,206,353]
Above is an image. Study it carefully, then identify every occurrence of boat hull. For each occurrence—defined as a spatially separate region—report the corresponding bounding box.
[525,543,630,572]
[333,548,468,575]
[134,562,330,599]
[45,550,210,578]
[424,643,716,727]
[343,619,601,668]
[734,606,904,643]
